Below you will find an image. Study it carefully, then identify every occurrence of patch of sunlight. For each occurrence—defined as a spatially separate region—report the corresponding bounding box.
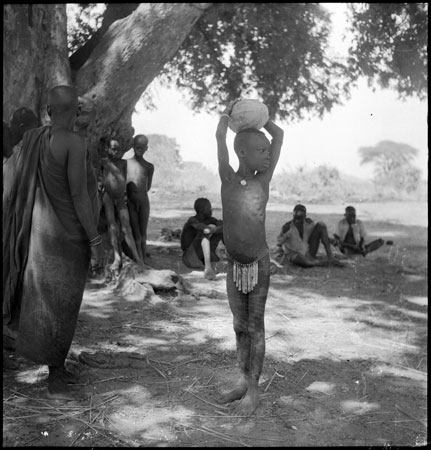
[403,274,426,282]
[305,381,336,394]
[182,329,211,344]
[340,400,380,415]
[147,239,180,247]
[278,395,307,407]
[149,321,186,334]
[373,230,408,237]
[101,341,142,353]
[116,385,153,403]
[135,336,178,346]
[108,400,194,443]
[403,296,427,307]
[15,366,47,384]
[370,363,427,383]
[81,294,116,318]
[263,292,423,363]
[150,209,191,219]
[78,308,115,319]
[399,309,427,320]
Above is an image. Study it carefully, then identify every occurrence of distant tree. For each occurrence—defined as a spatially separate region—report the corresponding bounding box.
[272,165,348,203]
[358,140,419,177]
[358,140,422,194]
[315,165,340,187]
[387,165,422,193]
[347,3,428,100]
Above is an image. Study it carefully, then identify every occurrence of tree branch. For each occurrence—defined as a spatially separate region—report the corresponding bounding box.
[69,3,139,73]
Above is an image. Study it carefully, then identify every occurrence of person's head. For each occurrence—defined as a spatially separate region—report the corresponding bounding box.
[194,197,212,218]
[46,85,80,125]
[345,206,356,224]
[234,128,271,173]
[10,107,39,145]
[293,204,307,225]
[133,134,148,158]
[106,138,124,161]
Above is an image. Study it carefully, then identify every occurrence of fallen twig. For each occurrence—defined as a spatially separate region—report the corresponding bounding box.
[388,362,427,377]
[395,404,427,428]
[70,409,103,446]
[92,376,124,384]
[265,332,279,340]
[185,390,228,410]
[208,364,236,370]
[89,393,93,423]
[147,356,170,398]
[185,424,251,447]
[381,338,418,349]
[264,370,278,393]
[184,377,199,392]
[297,370,309,384]
[146,356,167,379]
[148,358,173,366]
[21,435,41,446]
[392,423,425,434]
[204,375,215,386]
[175,358,205,368]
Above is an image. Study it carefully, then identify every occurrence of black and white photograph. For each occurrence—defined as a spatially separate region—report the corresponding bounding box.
[3,3,427,447]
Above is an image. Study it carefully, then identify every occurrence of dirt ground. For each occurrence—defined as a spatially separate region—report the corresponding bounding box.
[3,200,428,447]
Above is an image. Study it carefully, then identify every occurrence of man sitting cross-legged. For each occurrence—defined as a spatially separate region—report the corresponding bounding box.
[276,204,343,267]
[333,206,386,257]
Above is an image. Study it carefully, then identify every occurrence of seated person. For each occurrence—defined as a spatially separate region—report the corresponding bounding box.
[333,206,385,256]
[180,197,224,280]
[276,204,342,267]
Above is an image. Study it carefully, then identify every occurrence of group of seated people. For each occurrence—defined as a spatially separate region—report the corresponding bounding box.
[180,199,387,278]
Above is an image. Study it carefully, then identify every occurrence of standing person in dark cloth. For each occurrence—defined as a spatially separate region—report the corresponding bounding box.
[333,206,385,256]
[126,134,154,263]
[181,198,224,280]
[3,85,104,399]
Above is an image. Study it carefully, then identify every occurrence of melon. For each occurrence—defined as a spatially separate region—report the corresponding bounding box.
[228,99,269,133]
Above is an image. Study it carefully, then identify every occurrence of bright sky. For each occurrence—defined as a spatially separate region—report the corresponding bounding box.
[130,3,428,181]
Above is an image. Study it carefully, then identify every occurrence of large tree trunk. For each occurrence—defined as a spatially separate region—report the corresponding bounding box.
[75,3,211,155]
[3,4,72,123]
[3,3,211,161]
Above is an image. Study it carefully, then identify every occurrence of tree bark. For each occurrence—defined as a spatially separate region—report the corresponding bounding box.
[69,3,139,72]
[3,3,212,161]
[75,3,211,155]
[3,4,71,123]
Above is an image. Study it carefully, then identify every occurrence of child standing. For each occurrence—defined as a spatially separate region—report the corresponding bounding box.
[216,101,284,415]
[126,134,154,263]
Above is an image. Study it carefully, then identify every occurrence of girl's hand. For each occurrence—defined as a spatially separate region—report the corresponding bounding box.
[221,98,241,117]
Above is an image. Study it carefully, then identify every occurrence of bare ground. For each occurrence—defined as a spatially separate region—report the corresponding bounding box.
[3,201,428,447]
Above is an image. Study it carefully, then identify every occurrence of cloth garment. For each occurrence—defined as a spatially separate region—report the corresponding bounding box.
[3,126,99,365]
[337,218,366,244]
[277,219,316,260]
